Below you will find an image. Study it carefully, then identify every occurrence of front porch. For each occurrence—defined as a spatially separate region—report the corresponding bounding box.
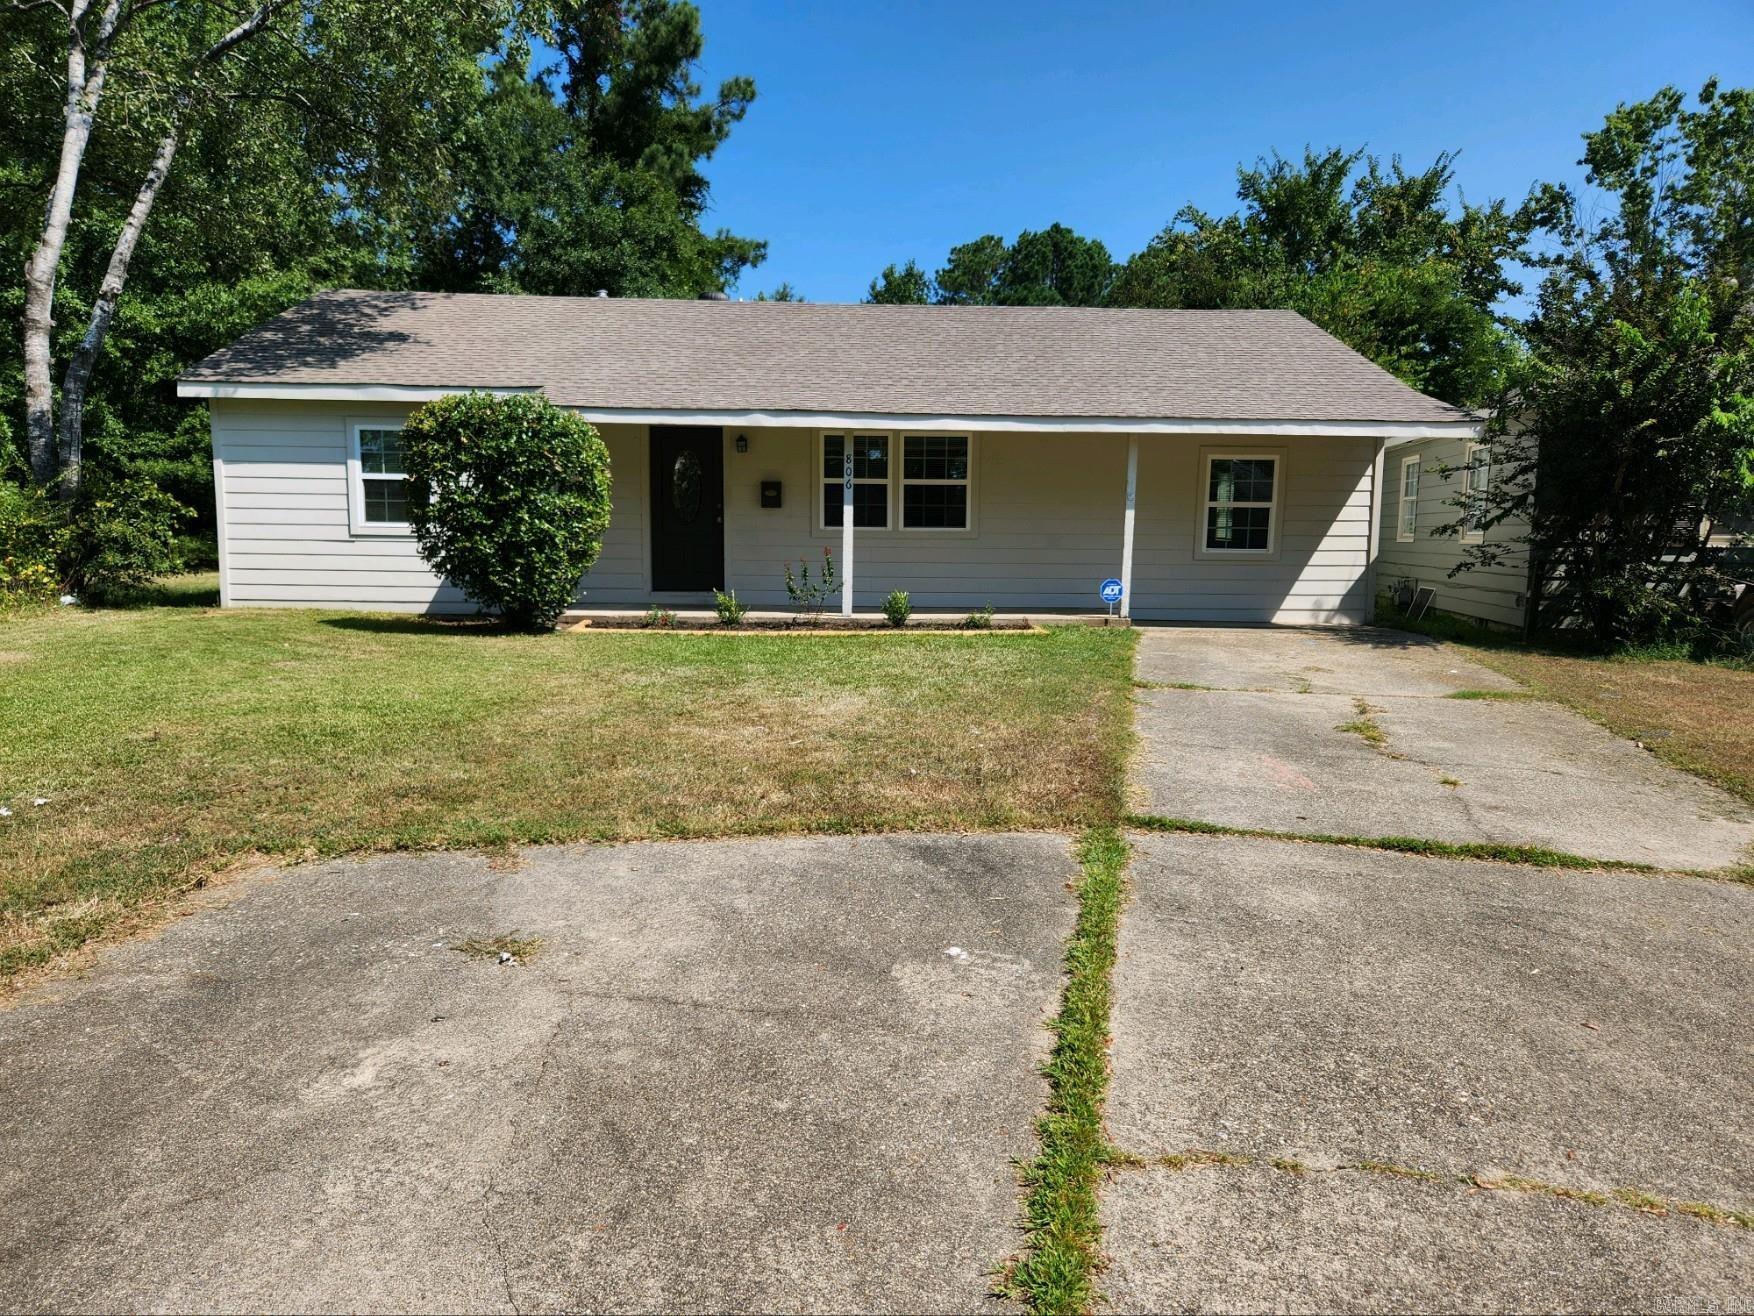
[572,421,1385,626]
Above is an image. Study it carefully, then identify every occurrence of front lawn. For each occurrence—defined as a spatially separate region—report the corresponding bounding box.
[0,600,1134,983]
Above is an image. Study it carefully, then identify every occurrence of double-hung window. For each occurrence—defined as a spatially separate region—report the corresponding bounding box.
[901,436,970,529]
[819,432,975,531]
[349,422,411,533]
[1397,455,1421,541]
[821,434,890,528]
[1202,452,1279,554]
[1460,442,1490,541]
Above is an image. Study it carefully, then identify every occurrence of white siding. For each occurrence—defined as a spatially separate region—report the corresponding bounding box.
[210,400,646,613]
[211,402,1379,623]
[706,427,1372,623]
[1375,435,1530,628]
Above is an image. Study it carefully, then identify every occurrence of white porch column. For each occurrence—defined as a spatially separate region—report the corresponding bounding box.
[840,447,854,615]
[1119,435,1139,619]
[1366,436,1386,607]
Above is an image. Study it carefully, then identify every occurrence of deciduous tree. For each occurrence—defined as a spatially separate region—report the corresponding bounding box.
[1460,81,1754,648]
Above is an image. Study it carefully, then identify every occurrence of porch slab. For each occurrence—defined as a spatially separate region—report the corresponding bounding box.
[559,608,1123,631]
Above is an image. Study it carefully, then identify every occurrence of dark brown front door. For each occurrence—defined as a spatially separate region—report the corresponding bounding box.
[649,426,724,591]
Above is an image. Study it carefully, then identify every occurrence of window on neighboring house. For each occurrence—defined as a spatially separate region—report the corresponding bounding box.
[1202,453,1279,553]
[901,435,970,529]
[821,434,890,528]
[350,423,411,531]
[1461,442,1490,541]
[1397,454,1421,541]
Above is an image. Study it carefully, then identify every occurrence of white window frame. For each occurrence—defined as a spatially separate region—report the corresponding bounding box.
[1196,448,1283,559]
[817,432,894,532]
[813,431,978,535]
[1397,454,1421,542]
[347,420,413,536]
[899,433,975,533]
[1460,442,1490,543]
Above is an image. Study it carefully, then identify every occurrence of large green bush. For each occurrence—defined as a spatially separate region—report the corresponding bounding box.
[64,476,188,603]
[401,393,612,628]
[0,481,63,611]
[0,476,185,609]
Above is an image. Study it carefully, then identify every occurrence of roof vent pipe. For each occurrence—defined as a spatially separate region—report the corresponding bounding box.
[595,289,608,298]
[699,290,730,301]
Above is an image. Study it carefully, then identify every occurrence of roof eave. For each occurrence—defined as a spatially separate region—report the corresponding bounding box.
[176,380,1479,439]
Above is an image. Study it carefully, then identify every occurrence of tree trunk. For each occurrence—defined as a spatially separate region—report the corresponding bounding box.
[56,119,183,503]
[21,0,123,488]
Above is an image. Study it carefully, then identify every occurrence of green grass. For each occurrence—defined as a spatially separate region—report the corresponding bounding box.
[1335,697,1389,748]
[1126,813,1662,873]
[1443,688,1542,701]
[1001,826,1129,1316]
[0,602,1135,983]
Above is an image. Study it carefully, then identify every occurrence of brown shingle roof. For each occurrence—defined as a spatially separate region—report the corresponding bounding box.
[183,289,1470,425]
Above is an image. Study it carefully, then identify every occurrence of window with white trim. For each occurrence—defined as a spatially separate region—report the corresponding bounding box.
[1461,442,1490,541]
[821,433,890,528]
[901,435,970,529]
[1202,453,1279,553]
[349,422,412,531]
[1397,454,1421,541]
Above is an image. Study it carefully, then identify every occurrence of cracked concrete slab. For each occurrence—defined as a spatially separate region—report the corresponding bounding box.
[1107,831,1752,1216]
[1100,1162,1754,1314]
[1132,631,1754,869]
[0,834,1076,1314]
[1134,624,1525,697]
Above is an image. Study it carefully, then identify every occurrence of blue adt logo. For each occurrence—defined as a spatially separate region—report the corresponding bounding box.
[1099,578,1124,605]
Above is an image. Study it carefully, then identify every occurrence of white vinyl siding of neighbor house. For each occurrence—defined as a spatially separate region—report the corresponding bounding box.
[1374,434,1530,628]
[209,400,1380,623]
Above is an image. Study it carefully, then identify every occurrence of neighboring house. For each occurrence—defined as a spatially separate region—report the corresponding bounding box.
[1375,433,1532,629]
[178,291,1480,622]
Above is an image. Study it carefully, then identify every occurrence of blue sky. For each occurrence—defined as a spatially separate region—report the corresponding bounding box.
[667,0,1753,302]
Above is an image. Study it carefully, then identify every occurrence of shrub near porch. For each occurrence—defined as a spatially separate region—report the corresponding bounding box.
[0,604,1135,982]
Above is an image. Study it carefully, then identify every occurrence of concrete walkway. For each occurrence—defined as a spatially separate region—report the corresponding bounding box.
[1132,626,1754,869]
[1,836,1074,1314]
[1106,627,1754,1311]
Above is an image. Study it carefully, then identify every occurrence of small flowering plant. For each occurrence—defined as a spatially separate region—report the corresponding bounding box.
[783,548,838,622]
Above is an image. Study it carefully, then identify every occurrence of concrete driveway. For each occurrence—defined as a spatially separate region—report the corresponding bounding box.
[1100,831,1754,1312]
[1133,626,1754,870]
[0,835,1075,1314]
[1108,625,1754,1311]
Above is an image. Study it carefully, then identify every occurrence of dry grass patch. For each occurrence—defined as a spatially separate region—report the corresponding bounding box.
[1467,650,1754,807]
[0,605,1134,984]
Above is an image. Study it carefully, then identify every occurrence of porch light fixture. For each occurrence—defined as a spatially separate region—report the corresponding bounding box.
[735,433,749,453]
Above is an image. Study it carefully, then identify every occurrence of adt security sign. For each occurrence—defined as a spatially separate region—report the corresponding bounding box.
[1099,577,1124,613]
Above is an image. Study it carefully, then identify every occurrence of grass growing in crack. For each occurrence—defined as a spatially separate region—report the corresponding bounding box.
[452,933,544,962]
[1000,826,1128,1316]
[1127,814,1653,872]
[1335,698,1389,748]
[1444,689,1542,701]
[1140,1148,1754,1230]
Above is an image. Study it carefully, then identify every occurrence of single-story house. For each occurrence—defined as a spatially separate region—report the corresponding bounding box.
[178,291,1482,623]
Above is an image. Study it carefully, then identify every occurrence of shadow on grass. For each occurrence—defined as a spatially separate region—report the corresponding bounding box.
[319,615,518,638]
[103,573,221,609]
